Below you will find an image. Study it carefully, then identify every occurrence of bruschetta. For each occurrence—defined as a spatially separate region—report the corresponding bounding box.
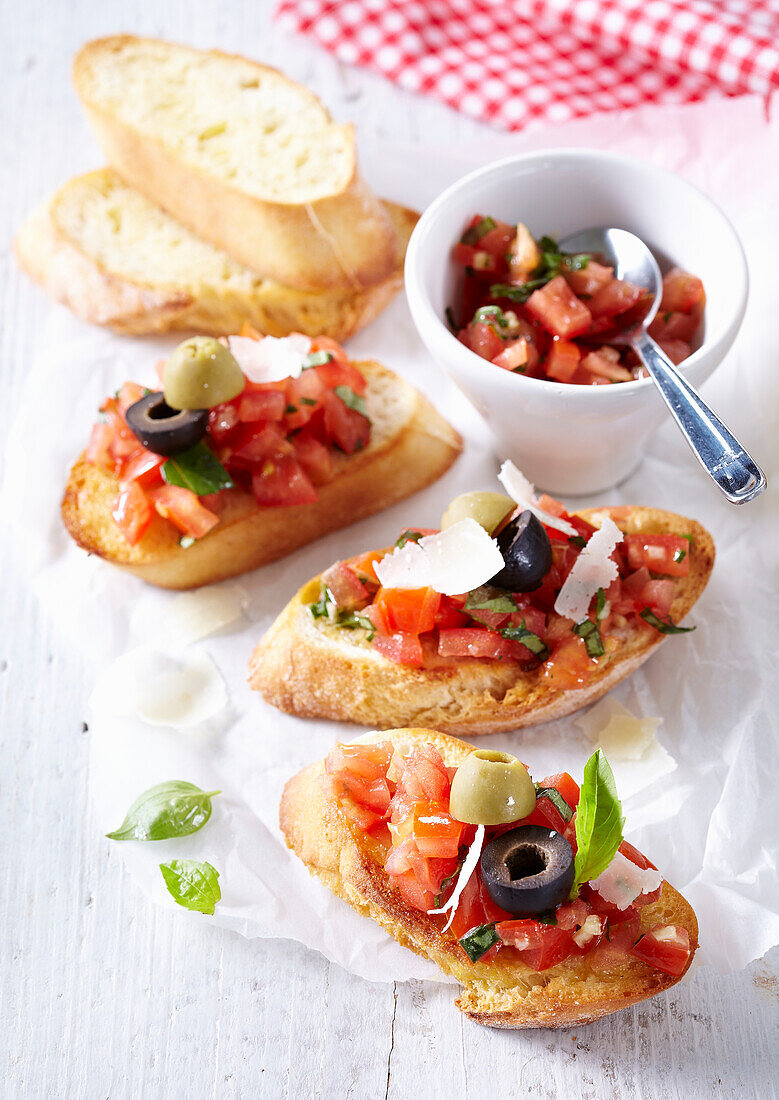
[62,329,461,589]
[281,727,699,1028]
[250,465,714,732]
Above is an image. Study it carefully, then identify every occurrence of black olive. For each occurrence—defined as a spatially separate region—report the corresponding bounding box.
[480,824,574,916]
[125,392,209,456]
[489,509,552,591]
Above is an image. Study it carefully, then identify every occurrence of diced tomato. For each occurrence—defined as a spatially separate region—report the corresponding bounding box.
[325,740,393,780]
[116,381,147,418]
[309,335,351,365]
[449,874,512,941]
[208,401,240,445]
[407,802,464,858]
[111,482,153,545]
[581,348,633,383]
[660,269,705,314]
[587,278,644,320]
[542,634,595,689]
[292,429,333,485]
[285,370,326,430]
[459,321,504,361]
[394,868,436,911]
[435,600,471,629]
[393,745,450,805]
[619,840,662,906]
[323,767,391,813]
[314,355,368,395]
[347,550,385,585]
[624,533,690,577]
[545,338,581,382]
[251,454,318,507]
[657,338,692,365]
[438,628,535,662]
[630,925,691,976]
[648,310,699,343]
[374,587,441,635]
[373,631,424,667]
[452,242,497,272]
[321,561,369,611]
[496,919,575,971]
[538,772,580,809]
[477,219,516,261]
[149,485,220,539]
[229,422,290,467]
[321,777,385,831]
[493,338,529,373]
[238,387,286,422]
[508,603,547,639]
[525,276,592,339]
[86,422,114,471]
[121,449,165,489]
[587,909,642,973]
[564,261,614,297]
[323,391,371,454]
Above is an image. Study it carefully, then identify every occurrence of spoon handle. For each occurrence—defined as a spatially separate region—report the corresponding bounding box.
[632,330,766,505]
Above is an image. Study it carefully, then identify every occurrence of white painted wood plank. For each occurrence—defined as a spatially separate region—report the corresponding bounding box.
[1,1,776,1098]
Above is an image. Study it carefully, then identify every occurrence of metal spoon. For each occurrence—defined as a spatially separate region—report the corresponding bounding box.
[559,227,766,505]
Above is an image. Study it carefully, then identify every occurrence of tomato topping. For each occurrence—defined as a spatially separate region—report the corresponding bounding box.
[238,387,286,423]
[624,534,690,577]
[630,925,691,975]
[374,587,441,635]
[660,268,705,314]
[111,482,153,545]
[292,429,334,485]
[121,449,165,489]
[545,338,581,382]
[322,391,371,454]
[148,485,220,539]
[525,276,593,339]
[321,561,370,611]
[496,919,575,970]
[438,628,536,662]
[587,278,644,319]
[373,632,424,667]
[493,338,529,373]
[251,455,318,507]
[459,321,504,361]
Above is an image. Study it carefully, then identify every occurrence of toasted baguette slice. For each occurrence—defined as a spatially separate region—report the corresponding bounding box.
[62,361,461,589]
[73,36,397,291]
[14,170,417,341]
[281,727,699,1028]
[250,507,714,733]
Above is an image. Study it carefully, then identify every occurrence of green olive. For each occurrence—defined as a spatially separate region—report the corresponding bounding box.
[163,337,245,410]
[441,491,515,535]
[449,749,536,825]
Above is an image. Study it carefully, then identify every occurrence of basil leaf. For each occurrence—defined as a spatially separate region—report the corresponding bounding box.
[160,859,221,915]
[334,385,369,418]
[500,621,549,659]
[571,750,624,899]
[568,534,587,549]
[396,529,424,548]
[106,781,221,841]
[673,548,687,563]
[535,786,573,823]
[465,587,518,613]
[573,618,605,657]
[461,216,496,246]
[489,281,541,303]
[162,443,233,495]
[536,912,559,926]
[310,586,335,620]
[300,396,317,406]
[459,922,500,963]
[336,611,375,640]
[639,608,695,634]
[595,587,606,619]
[445,306,457,332]
[474,305,507,329]
[302,350,333,369]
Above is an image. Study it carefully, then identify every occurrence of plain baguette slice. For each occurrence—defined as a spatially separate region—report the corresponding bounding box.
[250,508,714,733]
[73,36,398,291]
[280,727,699,1028]
[14,170,417,341]
[62,360,462,589]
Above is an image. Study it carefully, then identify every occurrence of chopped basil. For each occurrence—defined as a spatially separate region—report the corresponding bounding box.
[300,396,317,406]
[309,587,373,637]
[535,785,573,823]
[682,534,694,544]
[334,385,369,418]
[489,234,591,304]
[159,859,221,915]
[464,587,518,613]
[501,621,549,660]
[336,611,375,640]
[285,404,298,414]
[474,304,508,329]
[664,311,673,323]
[179,536,195,549]
[595,587,606,620]
[639,608,695,634]
[445,306,457,332]
[573,618,605,658]
[162,442,233,495]
[536,912,559,926]
[310,586,335,620]
[106,781,220,842]
[673,548,687,563]
[488,280,544,304]
[395,529,424,548]
[459,922,501,963]
[461,216,496,246]
[570,750,624,900]
[568,535,587,549]
[302,350,333,369]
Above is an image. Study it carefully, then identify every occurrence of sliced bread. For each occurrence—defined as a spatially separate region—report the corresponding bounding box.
[14,169,417,340]
[73,36,398,290]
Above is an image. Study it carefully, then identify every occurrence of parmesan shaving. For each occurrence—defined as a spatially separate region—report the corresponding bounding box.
[589,850,663,910]
[228,333,311,382]
[497,460,578,537]
[374,520,504,596]
[576,699,660,761]
[427,824,485,932]
[554,517,623,623]
[90,647,227,728]
[130,583,246,649]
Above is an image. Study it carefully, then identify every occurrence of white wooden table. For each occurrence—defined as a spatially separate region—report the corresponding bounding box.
[2,3,776,1096]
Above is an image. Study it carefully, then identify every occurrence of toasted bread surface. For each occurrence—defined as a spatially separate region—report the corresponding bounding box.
[62,360,461,589]
[250,508,714,733]
[73,36,397,290]
[14,170,417,341]
[280,727,699,1028]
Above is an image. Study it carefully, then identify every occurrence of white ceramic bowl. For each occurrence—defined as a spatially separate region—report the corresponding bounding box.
[405,149,748,495]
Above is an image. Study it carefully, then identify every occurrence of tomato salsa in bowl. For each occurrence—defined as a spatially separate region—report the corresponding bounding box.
[452,216,705,385]
[404,149,747,493]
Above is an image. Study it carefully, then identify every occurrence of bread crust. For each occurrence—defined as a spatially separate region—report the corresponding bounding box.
[280,727,699,1028]
[14,173,417,341]
[249,508,714,733]
[61,360,461,589]
[73,36,397,291]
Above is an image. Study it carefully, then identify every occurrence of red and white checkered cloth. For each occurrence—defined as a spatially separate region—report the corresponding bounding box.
[274,0,779,131]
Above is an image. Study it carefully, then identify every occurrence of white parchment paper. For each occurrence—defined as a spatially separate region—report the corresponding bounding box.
[4,94,777,982]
